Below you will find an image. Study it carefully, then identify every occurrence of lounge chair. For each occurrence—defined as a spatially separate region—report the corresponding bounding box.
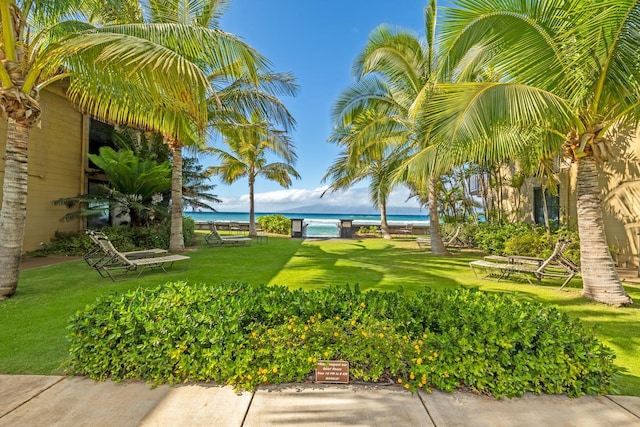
[229,221,243,234]
[92,237,190,281]
[469,239,579,289]
[205,222,252,247]
[84,230,168,268]
[390,224,413,237]
[444,225,469,248]
[416,236,429,250]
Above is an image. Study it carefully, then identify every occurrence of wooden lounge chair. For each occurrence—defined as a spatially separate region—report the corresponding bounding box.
[84,230,167,268]
[416,237,429,250]
[205,222,252,247]
[93,237,190,281]
[469,239,579,289]
[444,225,469,248]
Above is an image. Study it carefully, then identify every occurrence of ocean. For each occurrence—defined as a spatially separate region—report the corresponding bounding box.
[185,211,429,238]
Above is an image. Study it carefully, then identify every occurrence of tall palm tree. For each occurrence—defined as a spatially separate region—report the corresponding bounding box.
[0,0,245,298]
[332,1,449,254]
[425,0,640,305]
[98,0,266,252]
[208,113,301,237]
[323,133,407,240]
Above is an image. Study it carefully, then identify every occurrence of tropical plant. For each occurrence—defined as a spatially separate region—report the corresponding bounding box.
[182,157,222,212]
[0,0,246,298]
[331,0,450,254]
[93,0,267,253]
[323,124,407,239]
[423,0,640,305]
[53,147,172,227]
[208,112,301,237]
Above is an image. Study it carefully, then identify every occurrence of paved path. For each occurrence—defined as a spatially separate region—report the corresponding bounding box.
[1,376,639,426]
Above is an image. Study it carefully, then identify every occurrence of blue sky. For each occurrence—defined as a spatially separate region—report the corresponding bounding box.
[208,0,434,213]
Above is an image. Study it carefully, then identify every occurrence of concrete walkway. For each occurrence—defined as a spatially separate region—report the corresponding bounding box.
[1,376,639,426]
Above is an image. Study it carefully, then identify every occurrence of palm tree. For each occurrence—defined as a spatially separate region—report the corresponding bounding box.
[97,0,266,253]
[182,157,222,212]
[0,0,244,298]
[208,113,301,237]
[331,1,449,254]
[425,0,639,305]
[322,133,407,240]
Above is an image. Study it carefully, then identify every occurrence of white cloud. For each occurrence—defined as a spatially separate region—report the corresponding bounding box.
[216,185,423,214]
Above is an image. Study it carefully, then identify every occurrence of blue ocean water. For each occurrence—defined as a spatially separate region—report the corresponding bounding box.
[185,211,429,238]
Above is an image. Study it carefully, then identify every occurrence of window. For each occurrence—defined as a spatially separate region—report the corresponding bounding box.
[534,186,560,226]
[88,119,115,170]
[86,179,110,229]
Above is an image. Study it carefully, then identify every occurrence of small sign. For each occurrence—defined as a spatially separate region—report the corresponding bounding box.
[316,360,349,383]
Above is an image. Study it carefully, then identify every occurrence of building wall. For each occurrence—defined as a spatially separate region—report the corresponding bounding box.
[0,87,87,252]
[498,128,640,267]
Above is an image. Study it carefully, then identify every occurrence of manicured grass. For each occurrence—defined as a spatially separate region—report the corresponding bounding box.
[2,234,639,395]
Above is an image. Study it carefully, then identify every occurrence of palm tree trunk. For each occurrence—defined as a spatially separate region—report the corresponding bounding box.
[249,175,256,238]
[169,142,184,252]
[0,119,30,298]
[380,197,391,239]
[576,157,631,306]
[429,174,449,255]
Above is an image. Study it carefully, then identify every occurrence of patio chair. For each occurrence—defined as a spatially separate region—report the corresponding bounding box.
[469,239,579,289]
[416,236,429,250]
[92,237,190,281]
[84,230,167,268]
[205,222,252,247]
[443,225,468,248]
[229,221,243,234]
[391,224,413,238]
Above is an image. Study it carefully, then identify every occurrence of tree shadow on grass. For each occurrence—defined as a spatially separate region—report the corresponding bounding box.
[269,239,465,291]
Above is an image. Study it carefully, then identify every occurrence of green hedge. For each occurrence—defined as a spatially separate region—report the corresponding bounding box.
[257,214,291,235]
[36,217,196,256]
[67,283,616,397]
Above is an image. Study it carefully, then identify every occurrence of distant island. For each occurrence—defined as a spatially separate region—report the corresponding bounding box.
[280,203,426,216]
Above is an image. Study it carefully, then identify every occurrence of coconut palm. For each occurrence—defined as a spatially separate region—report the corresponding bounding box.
[424,0,640,305]
[94,0,266,252]
[332,0,449,254]
[0,0,263,298]
[208,113,301,237]
[323,129,408,240]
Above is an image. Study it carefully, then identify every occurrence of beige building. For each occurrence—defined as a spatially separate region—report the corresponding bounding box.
[487,128,640,268]
[0,86,108,252]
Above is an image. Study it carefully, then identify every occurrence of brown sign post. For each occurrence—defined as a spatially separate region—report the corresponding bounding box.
[316,360,349,384]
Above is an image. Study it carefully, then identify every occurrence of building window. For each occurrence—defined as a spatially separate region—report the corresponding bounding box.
[534,186,560,226]
[88,118,115,170]
[86,179,110,229]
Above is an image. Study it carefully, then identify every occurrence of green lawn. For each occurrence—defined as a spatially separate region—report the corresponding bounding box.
[2,234,639,395]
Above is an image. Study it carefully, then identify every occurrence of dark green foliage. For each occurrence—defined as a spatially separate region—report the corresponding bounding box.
[35,217,196,256]
[53,148,172,227]
[67,283,616,398]
[257,214,291,234]
[465,222,580,263]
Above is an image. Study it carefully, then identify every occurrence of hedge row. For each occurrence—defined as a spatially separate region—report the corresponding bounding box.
[67,282,617,398]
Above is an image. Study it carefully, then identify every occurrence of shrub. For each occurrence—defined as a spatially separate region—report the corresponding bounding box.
[503,230,551,258]
[36,217,196,256]
[257,214,290,235]
[471,223,538,255]
[356,225,379,236]
[67,283,616,398]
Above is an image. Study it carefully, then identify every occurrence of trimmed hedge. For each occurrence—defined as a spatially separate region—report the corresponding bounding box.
[256,214,291,235]
[35,217,196,256]
[67,283,617,398]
